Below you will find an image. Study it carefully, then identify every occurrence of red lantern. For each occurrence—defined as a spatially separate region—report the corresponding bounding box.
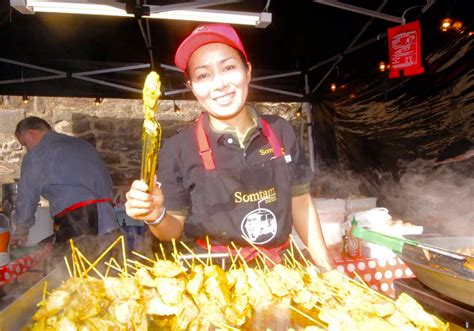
[387,20,424,78]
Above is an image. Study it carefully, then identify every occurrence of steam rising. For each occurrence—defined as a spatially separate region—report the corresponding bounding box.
[314,158,473,236]
[381,158,474,236]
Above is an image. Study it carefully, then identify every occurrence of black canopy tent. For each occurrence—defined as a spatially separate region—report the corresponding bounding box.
[1,0,469,102]
[0,0,472,177]
[0,0,472,232]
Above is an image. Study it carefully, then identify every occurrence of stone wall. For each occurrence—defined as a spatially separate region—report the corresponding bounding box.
[0,95,303,202]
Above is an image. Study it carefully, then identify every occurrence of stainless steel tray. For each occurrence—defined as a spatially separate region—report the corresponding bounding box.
[400,235,474,306]
[0,266,67,331]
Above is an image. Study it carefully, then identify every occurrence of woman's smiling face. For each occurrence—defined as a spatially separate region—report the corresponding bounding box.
[187,43,251,120]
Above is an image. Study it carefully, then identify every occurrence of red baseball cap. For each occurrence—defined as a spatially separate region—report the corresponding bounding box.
[174,23,248,72]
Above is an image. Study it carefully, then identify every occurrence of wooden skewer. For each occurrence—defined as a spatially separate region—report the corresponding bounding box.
[127,259,153,271]
[226,246,235,271]
[76,248,88,278]
[71,246,83,278]
[126,263,139,271]
[289,238,296,264]
[69,240,78,277]
[42,280,48,303]
[131,250,155,265]
[121,236,128,276]
[288,242,302,269]
[104,261,123,274]
[230,241,249,269]
[290,254,306,271]
[258,254,270,272]
[154,253,160,261]
[178,253,192,269]
[84,236,122,275]
[286,252,298,268]
[180,241,206,266]
[159,243,167,260]
[68,241,82,277]
[110,257,125,275]
[240,235,276,266]
[104,257,113,277]
[206,236,212,266]
[75,248,104,279]
[289,305,326,328]
[283,254,294,268]
[289,234,311,267]
[171,238,179,263]
[64,256,72,278]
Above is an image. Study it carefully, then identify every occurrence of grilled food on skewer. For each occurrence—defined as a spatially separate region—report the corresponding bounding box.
[140,71,162,193]
[29,240,449,330]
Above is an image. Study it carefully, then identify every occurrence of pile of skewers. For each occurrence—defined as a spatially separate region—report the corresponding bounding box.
[28,236,449,330]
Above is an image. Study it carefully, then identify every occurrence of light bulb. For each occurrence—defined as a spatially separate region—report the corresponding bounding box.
[440,18,452,31]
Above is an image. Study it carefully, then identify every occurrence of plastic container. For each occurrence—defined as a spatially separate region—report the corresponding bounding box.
[25,207,54,246]
[345,208,392,229]
[313,198,346,246]
[345,197,377,213]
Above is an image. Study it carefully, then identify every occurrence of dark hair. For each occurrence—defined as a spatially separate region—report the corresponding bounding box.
[185,48,249,78]
[15,116,52,135]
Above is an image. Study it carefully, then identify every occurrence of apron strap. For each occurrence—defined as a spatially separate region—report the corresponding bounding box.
[260,118,284,158]
[196,113,216,170]
[196,113,283,171]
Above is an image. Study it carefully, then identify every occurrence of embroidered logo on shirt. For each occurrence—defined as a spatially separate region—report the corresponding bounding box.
[241,201,277,245]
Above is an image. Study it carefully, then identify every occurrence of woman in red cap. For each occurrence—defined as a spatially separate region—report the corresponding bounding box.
[125,23,332,270]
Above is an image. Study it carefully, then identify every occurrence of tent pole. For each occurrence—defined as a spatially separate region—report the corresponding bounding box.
[310,0,387,96]
[304,73,316,173]
[313,0,402,23]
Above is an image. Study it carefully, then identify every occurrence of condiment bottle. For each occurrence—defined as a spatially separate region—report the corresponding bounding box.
[347,217,361,258]
[342,231,350,257]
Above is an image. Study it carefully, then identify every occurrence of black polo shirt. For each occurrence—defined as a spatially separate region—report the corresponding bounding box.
[157,109,313,217]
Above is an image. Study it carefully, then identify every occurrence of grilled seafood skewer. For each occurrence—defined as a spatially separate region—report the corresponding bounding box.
[140,71,162,192]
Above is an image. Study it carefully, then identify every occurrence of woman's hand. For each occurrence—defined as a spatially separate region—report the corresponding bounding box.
[125,180,164,222]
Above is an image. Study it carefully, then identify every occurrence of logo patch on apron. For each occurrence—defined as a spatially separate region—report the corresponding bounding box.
[240,203,277,245]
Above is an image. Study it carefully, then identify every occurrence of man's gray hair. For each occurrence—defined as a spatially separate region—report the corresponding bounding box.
[15,116,52,135]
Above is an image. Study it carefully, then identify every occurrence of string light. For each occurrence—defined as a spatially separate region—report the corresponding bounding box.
[330,83,337,92]
[94,97,103,106]
[452,21,463,30]
[22,95,30,104]
[295,109,302,118]
[378,61,387,72]
[440,18,452,31]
